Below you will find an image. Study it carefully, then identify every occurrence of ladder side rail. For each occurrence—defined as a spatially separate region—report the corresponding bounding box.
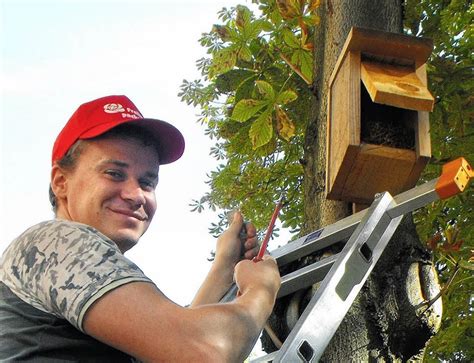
[251,351,279,362]
[390,178,439,218]
[271,193,402,362]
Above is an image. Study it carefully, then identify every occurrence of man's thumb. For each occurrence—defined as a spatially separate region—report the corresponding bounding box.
[230,210,244,231]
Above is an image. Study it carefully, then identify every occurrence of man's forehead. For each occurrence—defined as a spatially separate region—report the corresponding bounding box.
[81,137,160,169]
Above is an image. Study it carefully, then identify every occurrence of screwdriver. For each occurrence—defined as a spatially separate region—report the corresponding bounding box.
[254,197,285,262]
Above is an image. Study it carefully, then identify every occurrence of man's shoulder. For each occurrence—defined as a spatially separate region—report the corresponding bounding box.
[13,219,95,237]
[23,219,103,236]
[13,219,113,248]
[0,218,143,330]
[1,219,117,283]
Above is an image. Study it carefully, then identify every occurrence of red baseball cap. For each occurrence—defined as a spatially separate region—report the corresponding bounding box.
[52,95,185,165]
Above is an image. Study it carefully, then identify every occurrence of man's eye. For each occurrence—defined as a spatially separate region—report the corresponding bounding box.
[140,180,156,190]
[105,170,124,179]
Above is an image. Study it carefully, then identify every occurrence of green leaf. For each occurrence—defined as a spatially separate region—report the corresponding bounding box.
[232,99,267,122]
[459,259,474,271]
[255,136,277,157]
[238,45,252,62]
[235,75,258,101]
[268,5,283,25]
[209,47,237,79]
[249,108,273,149]
[215,69,256,93]
[282,28,300,48]
[300,54,313,83]
[276,89,298,105]
[291,49,313,83]
[256,80,275,99]
[243,19,265,39]
[260,19,274,32]
[236,5,251,29]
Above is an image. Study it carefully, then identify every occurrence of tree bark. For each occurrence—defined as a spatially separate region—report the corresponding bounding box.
[262,1,442,361]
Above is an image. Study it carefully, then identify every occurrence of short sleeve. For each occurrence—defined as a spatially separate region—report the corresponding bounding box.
[0,220,153,332]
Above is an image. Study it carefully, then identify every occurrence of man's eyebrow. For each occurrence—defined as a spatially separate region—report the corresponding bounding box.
[97,159,129,169]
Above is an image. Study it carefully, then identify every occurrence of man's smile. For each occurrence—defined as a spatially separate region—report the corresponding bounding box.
[108,207,147,222]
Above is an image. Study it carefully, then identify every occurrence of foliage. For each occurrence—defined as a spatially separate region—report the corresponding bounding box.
[404,0,474,360]
[180,0,473,359]
[180,0,320,236]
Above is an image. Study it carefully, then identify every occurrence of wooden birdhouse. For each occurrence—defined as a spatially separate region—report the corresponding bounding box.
[326,27,434,204]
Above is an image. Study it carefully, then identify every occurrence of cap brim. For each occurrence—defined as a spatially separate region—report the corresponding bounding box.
[81,117,185,165]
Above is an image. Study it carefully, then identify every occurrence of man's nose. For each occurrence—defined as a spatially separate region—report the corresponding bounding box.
[121,180,146,206]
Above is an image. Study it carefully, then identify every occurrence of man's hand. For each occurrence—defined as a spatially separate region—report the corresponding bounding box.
[191,211,261,307]
[234,255,281,300]
[214,211,259,268]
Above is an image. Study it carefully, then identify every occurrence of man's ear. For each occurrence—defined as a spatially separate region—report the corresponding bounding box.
[51,164,69,201]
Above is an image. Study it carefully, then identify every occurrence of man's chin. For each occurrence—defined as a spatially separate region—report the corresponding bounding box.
[114,237,139,253]
[108,231,141,253]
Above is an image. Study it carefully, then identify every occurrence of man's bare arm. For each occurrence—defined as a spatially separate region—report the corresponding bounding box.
[83,256,280,362]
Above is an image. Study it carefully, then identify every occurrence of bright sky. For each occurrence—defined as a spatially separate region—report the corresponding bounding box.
[0,0,262,306]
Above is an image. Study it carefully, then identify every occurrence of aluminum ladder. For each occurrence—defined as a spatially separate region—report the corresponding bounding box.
[221,157,473,362]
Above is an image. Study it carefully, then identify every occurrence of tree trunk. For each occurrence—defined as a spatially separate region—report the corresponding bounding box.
[262,1,442,361]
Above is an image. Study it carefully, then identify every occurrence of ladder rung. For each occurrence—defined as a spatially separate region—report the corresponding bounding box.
[220,253,339,303]
[278,254,338,298]
[272,213,360,266]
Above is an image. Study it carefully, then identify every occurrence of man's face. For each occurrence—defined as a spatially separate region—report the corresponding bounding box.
[56,137,159,252]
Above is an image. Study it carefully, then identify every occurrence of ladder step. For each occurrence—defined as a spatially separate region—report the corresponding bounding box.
[221,253,339,303]
[272,214,359,266]
[278,254,338,298]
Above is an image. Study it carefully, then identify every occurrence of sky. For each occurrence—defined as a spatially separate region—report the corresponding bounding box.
[0,0,264,307]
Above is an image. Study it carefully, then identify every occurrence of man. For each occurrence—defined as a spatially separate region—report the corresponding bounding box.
[0,95,281,362]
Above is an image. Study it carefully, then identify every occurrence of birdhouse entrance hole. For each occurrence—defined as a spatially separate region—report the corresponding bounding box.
[360,82,416,151]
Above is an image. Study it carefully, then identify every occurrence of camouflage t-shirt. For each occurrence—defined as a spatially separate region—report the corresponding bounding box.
[0,219,153,360]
